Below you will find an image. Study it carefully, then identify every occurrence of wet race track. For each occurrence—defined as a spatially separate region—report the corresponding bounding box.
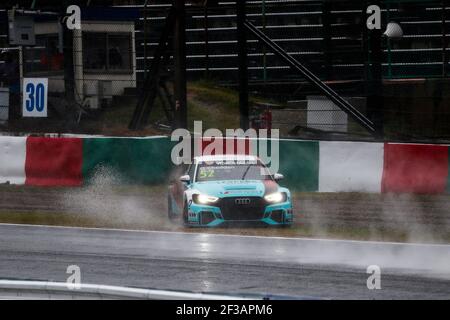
[0,185,449,299]
[0,224,449,299]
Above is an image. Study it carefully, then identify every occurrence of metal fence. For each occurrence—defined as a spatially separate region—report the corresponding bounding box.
[136,1,450,82]
[1,1,450,141]
[134,0,450,141]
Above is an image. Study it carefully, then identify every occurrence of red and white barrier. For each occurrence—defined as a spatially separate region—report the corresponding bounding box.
[319,141,384,193]
[1,135,449,194]
[0,136,27,185]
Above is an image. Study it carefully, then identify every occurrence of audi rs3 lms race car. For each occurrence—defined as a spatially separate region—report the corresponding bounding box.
[168,155,293,227]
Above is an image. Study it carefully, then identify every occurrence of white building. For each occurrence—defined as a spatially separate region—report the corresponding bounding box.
[22,7,138,107]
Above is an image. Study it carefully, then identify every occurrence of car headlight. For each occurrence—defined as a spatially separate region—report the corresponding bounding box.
[193,194,219,205]
[264,192,286,203]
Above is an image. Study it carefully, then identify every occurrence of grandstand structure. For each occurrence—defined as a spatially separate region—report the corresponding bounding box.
[135,0,450,139]
[134,1,448,83]
[1,0,450,139]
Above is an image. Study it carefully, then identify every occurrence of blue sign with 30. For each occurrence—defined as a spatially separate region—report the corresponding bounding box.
[23,78,48,117]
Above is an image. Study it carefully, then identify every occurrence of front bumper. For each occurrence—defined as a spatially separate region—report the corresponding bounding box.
[185,200,294,227]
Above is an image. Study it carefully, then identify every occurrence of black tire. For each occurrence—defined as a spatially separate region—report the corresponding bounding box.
[182,202,189,225]
[168,195,177,221]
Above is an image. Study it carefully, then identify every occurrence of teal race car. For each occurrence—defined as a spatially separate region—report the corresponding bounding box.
[168,155,293,227]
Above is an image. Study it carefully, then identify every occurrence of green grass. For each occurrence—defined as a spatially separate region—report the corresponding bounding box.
[0,212,100,228]
[187,80,241,131]
[189,80,240,108]
[1,210,448,244]
[98,103,137,127]
[83,80,254,135]
[84,80,274,135]
[0,184,165,195]
[2,185,449,244]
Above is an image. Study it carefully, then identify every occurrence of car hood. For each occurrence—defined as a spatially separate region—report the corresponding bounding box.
[192,180,279,198]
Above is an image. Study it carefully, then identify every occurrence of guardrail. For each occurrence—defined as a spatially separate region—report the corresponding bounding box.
[2,135,450,193]
[0,280,249,300]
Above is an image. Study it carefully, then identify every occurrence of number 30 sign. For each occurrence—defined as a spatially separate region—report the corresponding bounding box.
[23,78,48,118]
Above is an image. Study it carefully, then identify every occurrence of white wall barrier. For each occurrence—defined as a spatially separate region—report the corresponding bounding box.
[319,141,384,193]
[0,136,27,185]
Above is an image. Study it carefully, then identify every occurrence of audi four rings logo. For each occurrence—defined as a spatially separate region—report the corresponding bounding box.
[235,198,251,205]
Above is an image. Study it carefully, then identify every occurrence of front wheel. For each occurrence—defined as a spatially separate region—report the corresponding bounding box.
[182,202,189,225]
[168,194,177,221]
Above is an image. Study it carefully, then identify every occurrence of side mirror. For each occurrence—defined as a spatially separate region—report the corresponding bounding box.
[273,173,284,181]
[180,175,191,183]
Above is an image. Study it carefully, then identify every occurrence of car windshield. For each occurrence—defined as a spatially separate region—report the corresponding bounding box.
[195,162,272,182]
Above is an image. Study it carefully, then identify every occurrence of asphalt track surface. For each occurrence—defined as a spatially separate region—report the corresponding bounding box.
[0,224,449,299]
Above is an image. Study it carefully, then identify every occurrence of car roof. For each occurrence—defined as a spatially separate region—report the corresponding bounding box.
[194,154,259,163]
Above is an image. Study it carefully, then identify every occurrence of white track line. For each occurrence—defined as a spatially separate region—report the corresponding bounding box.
[1,222,449,248]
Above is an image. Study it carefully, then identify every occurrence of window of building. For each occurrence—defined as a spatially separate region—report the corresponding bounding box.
[83,32,132,74]
[24,34,64,75]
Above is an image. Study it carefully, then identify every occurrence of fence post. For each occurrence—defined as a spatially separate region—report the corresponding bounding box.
[61,1,75,105]
[237,0,249,130]
[367,0,384,138]
[204,5,209,78]
[442,0,448,77]
[173,0,187,130]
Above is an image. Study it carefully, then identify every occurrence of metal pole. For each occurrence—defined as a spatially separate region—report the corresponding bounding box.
[262,0,267,83]
[386,3,393,79]
[367,0,384,138]
[322,1,333,80]
[173,0,187,130]
[204,5,209,78]
[442,0,448,77]
[245,21,376,133]
[61,1,75,105]
[237,0,249,130]
[129,8,176,130]
[143,1,148,80]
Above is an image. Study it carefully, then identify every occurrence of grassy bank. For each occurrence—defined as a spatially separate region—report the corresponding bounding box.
[1,185,449,244]
[1,211,449,244]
